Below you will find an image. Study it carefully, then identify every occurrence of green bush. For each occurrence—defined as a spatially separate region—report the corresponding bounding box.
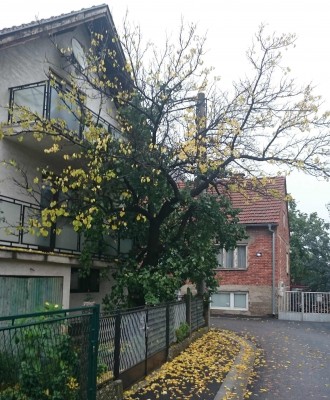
[0,350,19,391]
[175,322,190,343]
[0,303,80,400]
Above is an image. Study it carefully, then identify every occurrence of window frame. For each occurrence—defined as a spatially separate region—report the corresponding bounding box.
[8,80,49,123]
[70,268,100,293]
[216,244,248,270]
[211,291,249,311]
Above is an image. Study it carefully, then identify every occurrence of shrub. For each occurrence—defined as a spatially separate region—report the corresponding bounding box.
[175,322,190,343]
[0,302,80,400]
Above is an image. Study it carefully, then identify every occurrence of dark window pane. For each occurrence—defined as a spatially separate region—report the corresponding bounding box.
[70,268,100,293]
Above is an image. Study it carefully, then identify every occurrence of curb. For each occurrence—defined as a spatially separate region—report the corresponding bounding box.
[214,333,256,400]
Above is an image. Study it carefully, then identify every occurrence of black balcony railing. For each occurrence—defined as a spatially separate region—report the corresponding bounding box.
[8,80,121,138]
[0,194,81,254]
[0,195,132,257]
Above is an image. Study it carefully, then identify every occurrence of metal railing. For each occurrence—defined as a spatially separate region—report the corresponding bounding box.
[0,195,131,256]
[98,297,205,389]
[278,291,330,322]
[8,80,121,138]
[0,194,81,254]
[0,305,100,400]
[0,298,206,396]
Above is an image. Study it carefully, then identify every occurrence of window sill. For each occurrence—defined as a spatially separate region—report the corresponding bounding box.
[211,307,248,311]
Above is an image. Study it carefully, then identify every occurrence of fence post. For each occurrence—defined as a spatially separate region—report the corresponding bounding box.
[144,307,149,376]
[88,304,100,400]
[165,303,170,358]
[113,309,121,380]
[186,288,192,336]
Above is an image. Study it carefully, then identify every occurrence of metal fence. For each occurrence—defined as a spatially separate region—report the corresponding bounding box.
[0,305,99,400]
[278,291,330,322]
[97,297,205,389]
[0,298,206,398]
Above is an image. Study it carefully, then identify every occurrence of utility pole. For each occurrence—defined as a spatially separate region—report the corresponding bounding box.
[195,92,207,298]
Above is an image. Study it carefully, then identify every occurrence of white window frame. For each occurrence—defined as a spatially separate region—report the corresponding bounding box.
[216,244,247,269]
[211,292,249,311]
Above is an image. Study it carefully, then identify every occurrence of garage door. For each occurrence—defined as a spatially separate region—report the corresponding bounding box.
[0,276,63,316]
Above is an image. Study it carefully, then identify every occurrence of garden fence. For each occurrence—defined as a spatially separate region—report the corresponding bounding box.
[0,305,99,400]
[0,297,205,398]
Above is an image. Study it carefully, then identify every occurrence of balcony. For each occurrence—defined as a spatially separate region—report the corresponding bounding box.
[0,195,132,256]
[0,194,81,254]
[7,80,121,143]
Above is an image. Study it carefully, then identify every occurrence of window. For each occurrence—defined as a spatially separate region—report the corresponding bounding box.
[216,244,247,269]
[70,268,100,293]
[9,81,47,122]
[9,79,82,134]
[211,292,248,310]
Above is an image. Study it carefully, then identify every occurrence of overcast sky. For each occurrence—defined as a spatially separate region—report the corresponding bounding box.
[1,0,329,221]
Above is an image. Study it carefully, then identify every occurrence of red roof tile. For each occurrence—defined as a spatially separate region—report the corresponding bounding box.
[177,176,287,225]
[222,177,287,225]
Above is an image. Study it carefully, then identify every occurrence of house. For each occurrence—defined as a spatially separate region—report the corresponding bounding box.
[210,177,290,316]
[0,5,129,315]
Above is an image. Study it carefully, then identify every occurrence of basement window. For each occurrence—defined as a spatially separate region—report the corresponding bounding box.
[211,292,248,310]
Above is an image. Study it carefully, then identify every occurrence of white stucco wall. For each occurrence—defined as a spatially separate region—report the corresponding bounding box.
[0,250,72,309]
[0,20,122,314]
[69,278,113,310]
[0,25,117,124]
[0,23,119,201]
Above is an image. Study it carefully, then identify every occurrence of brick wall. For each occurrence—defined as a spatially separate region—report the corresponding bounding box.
[213,207,290,316]
[216,227,273,286]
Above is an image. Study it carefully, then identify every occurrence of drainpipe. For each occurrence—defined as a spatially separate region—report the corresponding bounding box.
[268,224,276,315]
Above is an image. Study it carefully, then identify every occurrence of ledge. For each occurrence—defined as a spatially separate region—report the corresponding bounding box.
[0,246,110,267]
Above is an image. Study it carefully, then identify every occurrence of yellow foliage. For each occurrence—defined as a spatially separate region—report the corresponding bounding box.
[124,329,240,400]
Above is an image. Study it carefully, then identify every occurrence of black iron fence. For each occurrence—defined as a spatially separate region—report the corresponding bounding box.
[0,194,81,254]
[0,298,205,399]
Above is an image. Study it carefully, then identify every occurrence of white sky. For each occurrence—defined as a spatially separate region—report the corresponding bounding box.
[1,0,329,221]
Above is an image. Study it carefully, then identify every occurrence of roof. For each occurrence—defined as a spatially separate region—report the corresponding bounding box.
[178,176,287,225]
[0,4,131,91]
[225,176,287,225]
[0,4,120,54]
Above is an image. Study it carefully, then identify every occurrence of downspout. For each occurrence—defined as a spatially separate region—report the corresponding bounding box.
[268,224,276,315]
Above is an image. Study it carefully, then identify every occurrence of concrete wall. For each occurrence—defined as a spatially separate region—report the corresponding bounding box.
[211,285,272,317]
[70,278,113,309]
[0,248,115,313]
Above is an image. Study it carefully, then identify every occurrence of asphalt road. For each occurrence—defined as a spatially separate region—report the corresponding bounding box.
[211,316,330,400]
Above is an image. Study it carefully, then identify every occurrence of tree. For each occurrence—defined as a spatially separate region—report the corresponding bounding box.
[1,22,330,307]
[289,201,330,291]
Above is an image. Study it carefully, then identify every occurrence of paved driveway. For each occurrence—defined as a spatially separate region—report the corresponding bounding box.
[211,317,330,399]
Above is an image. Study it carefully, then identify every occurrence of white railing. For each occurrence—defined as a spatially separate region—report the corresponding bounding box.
[279,291,330,322]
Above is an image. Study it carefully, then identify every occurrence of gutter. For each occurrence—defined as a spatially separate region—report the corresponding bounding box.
[268,224,276,315]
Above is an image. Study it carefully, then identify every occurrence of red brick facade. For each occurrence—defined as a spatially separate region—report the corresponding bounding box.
[211,177,290,316]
